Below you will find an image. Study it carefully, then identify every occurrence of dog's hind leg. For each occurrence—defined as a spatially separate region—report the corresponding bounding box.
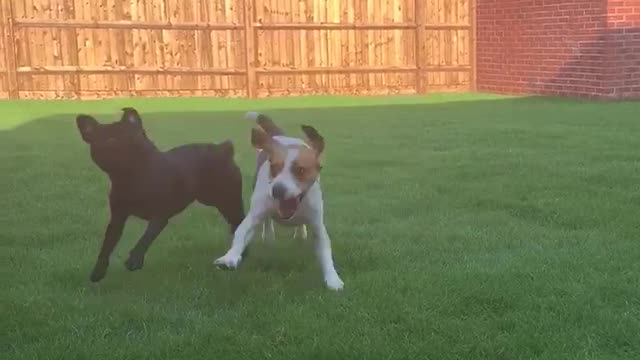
[261,218,275,242]
[216,197,246,251]
[197,161,246,245]
[124,219,168,271]
[293,225,307,240]
[90,210,128,282]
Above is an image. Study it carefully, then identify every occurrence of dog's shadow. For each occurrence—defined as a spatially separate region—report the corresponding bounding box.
[48,225,326,301]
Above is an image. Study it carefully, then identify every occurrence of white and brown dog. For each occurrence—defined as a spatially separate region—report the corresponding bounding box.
[213,112,344,290]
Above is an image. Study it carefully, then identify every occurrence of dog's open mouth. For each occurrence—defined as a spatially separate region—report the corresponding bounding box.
[277,195,303,219]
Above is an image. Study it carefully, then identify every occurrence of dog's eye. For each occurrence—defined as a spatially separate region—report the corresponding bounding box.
[294,166,306,176]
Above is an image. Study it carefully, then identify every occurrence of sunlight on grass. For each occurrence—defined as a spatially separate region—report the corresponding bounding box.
[0,93,510,130]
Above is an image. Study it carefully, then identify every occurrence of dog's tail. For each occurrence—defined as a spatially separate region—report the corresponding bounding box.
[245,111,285,137]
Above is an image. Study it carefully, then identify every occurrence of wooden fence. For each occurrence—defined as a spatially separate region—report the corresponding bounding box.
[0,0,474,99]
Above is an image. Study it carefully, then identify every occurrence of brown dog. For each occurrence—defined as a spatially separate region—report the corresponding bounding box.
[76,108,245,282]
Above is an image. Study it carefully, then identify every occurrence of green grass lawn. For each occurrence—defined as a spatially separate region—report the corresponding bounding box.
[2,94,640,359]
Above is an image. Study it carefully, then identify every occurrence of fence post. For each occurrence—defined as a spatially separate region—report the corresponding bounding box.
[243,0,257,98]
[415,0,426,94]
[1,0,18,99]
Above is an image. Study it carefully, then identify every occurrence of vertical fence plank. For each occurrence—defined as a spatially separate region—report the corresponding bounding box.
[1,0,18,98]
[62,0,79,97]
[415,0,425,93]
[244,0,256,98]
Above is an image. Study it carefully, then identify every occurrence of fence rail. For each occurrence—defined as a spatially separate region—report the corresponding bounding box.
[0,0,474,99]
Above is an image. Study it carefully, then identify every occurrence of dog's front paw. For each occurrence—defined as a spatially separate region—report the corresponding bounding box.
[325,273,344,291]
[261,221,275,243]
[90,260,109,282]
[213,254,242,270]
[124,254,144,271]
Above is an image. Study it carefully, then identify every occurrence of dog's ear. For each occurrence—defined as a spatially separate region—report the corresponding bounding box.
[301,125,325,155]
[76,115,99,143]
[121,107,142,127]
[251,127,273,152]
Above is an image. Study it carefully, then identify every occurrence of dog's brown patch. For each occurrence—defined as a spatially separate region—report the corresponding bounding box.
[292,146,320,181]
[291,145,322,191]
[301,125,325,155]
[269,150,286,178]
[251,127,271,150]
[251,125,326,184]
[251,127,287,178]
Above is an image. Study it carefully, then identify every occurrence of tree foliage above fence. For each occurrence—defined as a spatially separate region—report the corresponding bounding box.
[0,0,474,99]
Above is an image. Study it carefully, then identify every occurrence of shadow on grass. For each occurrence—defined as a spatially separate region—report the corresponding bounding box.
[2,95,639,299]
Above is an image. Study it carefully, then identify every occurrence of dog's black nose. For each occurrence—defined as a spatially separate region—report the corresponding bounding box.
[272,184,287,200]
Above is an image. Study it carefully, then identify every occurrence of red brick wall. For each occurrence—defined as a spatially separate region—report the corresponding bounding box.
[476,0,640,99]
[606,0,640,98]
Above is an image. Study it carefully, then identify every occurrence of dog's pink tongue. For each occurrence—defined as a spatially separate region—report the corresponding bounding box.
[279,198,298,218]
